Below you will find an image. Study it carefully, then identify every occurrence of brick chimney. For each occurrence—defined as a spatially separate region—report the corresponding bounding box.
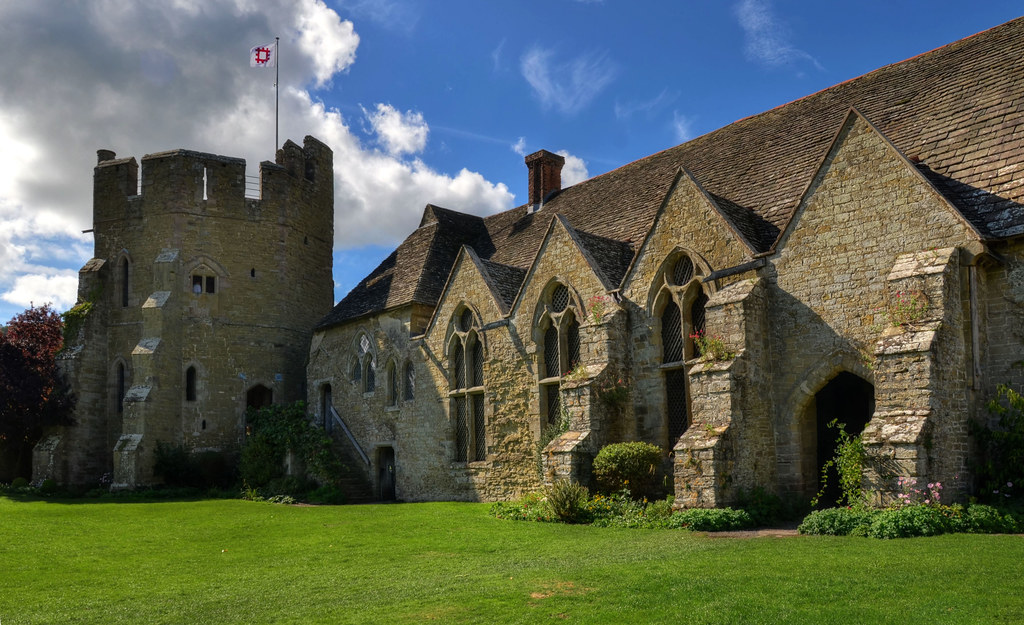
[525,149,565,212]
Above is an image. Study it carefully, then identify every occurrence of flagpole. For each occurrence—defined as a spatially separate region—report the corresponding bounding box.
[275,36,280,152]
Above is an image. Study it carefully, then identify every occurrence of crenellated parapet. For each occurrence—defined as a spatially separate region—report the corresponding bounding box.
[92,135,333,234]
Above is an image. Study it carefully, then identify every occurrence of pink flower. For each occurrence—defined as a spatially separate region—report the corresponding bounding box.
[1008,482,1014,488]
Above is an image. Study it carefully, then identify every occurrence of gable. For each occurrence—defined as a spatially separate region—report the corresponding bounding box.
[621,169,752,305]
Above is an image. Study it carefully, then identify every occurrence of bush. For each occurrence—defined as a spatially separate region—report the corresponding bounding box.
[489,492,554,522]
[867,506,951,539]
[240,401,346,491]
[735,486,784,526]
[39,479,58,495]
[546,480,590,524]
[960,504,1019,534]
[592,441,664,499]
[668,508,754,532]
[798,507,878,536]
[306,484,347,505]
[10,477,28,489]
[975,384,1024,504]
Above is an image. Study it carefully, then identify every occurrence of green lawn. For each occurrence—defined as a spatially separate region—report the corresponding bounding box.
[1,497,1021,624]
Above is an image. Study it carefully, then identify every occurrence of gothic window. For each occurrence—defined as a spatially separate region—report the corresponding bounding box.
[120,256,130,308]
[537,282,582,427]
[403,361,415,401]
[354,333,375,394]
[116,362,127,414]
[364,357,376,393]
[387,361,399,407]
[657,253,711,446]
[321,383,333,433]
[449,307,486,462]
[185,366,197,402]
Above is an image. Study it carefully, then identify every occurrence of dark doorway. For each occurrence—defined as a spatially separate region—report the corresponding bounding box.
[815,372,874,507]
[246,384,273,410]
[377,447,396,501]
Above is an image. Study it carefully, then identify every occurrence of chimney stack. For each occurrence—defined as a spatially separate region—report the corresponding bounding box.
[525,150,565,212]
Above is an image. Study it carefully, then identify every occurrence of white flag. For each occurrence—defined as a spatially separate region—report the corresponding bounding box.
[250,42,277,68]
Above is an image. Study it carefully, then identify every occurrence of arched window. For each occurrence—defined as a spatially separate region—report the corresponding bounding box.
[321,383,333,433]
[116,362,127,414]
[656,253,710,446]
[364,357,376,393]
[537,283,582,427]
[120,256,130,308]
[354,333,375,394]
[185,366,197,402]
[403,361,415,401]
[387,361,398,407]
[449,308,485,462]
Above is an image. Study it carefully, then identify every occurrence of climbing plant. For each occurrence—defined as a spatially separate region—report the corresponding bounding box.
[812,419,868,509]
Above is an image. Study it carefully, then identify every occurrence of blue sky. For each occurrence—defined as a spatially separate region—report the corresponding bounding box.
[0,1,1021,324]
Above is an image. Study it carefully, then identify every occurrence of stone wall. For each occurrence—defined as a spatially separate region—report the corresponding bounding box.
[36,137,334,487]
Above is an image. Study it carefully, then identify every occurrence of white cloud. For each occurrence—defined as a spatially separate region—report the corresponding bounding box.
[0,0,515,311]
[512,137,527,157]
[364,103,429,156]
[1,273,80,311]
[614,89,677,121]
[734,0,822,70]
[295,0,360,87]
[556,150,589,187]
[673,112,695,143]
[520,46,617,115]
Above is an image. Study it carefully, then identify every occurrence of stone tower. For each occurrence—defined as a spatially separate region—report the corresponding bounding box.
[33,136,334,488]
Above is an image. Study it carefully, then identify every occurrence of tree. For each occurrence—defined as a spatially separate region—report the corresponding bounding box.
[0,305,75,481]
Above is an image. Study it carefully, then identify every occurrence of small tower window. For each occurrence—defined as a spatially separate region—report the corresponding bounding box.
[185,366,197,402]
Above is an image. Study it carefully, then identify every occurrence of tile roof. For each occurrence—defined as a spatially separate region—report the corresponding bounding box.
[320,17,1024,329]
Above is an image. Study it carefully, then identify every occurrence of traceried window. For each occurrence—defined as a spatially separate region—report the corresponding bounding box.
[537,282,582,427]
[354,333,375,394]
[387,361,399,407]
[449,307,485,462]
[403,360,415,401]
[657,253,710,446]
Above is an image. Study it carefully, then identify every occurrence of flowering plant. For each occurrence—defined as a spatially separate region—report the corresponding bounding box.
[690,330,734,362]
[886,289,928,326]
[893,476,943,507]
[595,375,630,407]
[587,294,614,324]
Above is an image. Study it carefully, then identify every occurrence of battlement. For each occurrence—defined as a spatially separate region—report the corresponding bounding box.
[93,135,333,226]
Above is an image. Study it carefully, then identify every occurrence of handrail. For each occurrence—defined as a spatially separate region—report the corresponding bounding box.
[330,405,370,466]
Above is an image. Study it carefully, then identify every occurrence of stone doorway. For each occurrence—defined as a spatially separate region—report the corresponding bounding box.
[246,384,273,410]
[814,372,874,507]
[377,446,396,501]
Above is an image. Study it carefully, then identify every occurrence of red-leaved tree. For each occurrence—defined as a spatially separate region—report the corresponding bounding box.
[0,304,75,481]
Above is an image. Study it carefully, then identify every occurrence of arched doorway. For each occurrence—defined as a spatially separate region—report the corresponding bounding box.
[246,384,273,410]
[377,447,396,501]
[814,372,874,507]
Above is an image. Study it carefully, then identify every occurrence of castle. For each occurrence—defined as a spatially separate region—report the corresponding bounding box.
[33,138,334,488]
[35,18,1024,506]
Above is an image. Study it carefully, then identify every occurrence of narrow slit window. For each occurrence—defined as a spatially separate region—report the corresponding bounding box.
[185,366,197,402]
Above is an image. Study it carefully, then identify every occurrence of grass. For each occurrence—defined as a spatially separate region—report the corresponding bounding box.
[1,496,1023,624]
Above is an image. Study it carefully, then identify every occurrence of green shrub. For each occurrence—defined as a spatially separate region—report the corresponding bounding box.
[798,507,878,536]
[10,477,28,489]
[546,480,590,524]
[39,479,58,495]
[239,435,283,487]
[241,401,346,490]
[592,441,664,499]
[812,420,867,509]
[645,497,675,520]
[668,508,754,532]
[736,486,784,526]
[961,504,1019,534]
[867,506,951,539]
[975,384,1024,503]
[306,484,347,505]
[489,492,555,522]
